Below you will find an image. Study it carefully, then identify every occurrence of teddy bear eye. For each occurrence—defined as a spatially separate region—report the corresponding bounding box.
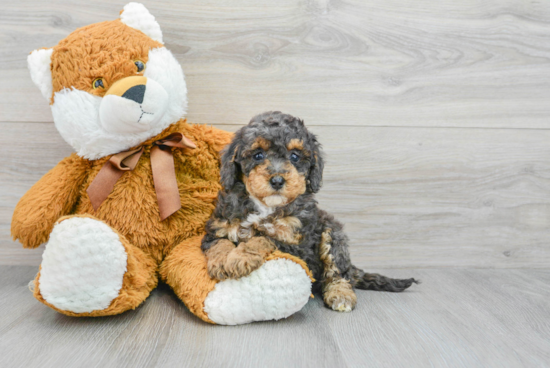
[134,60,145,73]
[92,78,105,89]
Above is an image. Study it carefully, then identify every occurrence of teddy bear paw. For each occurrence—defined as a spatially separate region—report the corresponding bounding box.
[38,217,128,314]
[203,258,312,325]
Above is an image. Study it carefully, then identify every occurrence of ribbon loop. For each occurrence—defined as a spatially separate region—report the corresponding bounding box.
[110,147,144,170]
[86,132,196,220]
[154,132,197,150]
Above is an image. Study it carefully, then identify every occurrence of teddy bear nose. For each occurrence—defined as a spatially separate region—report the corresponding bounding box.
[121,84,146,104]
[270,176,285,190]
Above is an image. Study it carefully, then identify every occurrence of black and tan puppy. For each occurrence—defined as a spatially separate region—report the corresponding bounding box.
[202,111,417,312]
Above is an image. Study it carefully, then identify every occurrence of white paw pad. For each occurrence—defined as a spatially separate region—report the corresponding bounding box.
[204,258,312,325]
[39,217,127,313]
[332,297,353,312]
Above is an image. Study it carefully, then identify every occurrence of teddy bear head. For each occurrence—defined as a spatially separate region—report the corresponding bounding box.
[27,3,187,159]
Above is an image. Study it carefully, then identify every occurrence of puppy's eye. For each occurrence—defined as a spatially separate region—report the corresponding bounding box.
[92,78,105,89]
[253,152,265,161]
[135,60,145,73]
[290,152,300,162]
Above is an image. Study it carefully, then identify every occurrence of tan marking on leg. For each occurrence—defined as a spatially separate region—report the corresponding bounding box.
[286,139,304,151]
[319,229,357,312]
[237,226,254,242]
[257,216,303,245]
[205,239,235,280]
[211,218,254,243]
[226,220,243,243]
[319,229,339,280]
[274,216,303,244]
[210,219,229,238]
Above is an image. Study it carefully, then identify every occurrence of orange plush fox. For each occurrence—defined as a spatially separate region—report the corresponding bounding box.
[12,3,312,325]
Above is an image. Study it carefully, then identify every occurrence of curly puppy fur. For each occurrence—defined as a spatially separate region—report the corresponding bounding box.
[202,111,418,312]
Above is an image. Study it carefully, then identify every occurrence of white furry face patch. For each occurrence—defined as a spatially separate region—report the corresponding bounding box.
[99,77,169,134]
[50,47,187,159]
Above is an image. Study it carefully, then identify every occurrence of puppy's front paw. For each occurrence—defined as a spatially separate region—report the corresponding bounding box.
[206,237,275,280]
[221,252,265,279]
[323,278,357,313]
[206,239,236,280]
[219,237,275,280]
[207,259,227,280]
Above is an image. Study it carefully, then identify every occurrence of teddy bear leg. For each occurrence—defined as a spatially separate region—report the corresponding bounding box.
[33,215,158,317]
[160,236,313,325]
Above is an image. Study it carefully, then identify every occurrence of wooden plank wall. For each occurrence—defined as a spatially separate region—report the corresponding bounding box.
[1,0,549,267]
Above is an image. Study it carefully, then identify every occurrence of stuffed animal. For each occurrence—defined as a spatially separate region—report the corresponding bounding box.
[12,2,313,325]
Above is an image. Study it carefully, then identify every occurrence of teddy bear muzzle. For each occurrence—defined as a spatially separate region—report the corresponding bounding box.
[99,75,169,134]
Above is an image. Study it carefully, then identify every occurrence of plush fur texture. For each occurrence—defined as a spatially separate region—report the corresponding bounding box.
[15,120,233,316]
[39,216,129,313]
[202,111,419,312]
[47,21,186,159]
[203,257,312,325]
[120,2,164,43]
[160,237,313,324]
[33,214,158,317]
[15,4,314,324]
[27,48,54,99]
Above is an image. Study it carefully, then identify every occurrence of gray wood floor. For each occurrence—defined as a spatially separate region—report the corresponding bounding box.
[1,266,549,368]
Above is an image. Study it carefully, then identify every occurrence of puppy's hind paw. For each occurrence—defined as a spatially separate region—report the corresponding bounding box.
[323,278,357,312]
[331,296,354,313]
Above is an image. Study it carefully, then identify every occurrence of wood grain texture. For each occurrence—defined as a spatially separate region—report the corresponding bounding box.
[2,0,550,128]
[2,122,549,268]
[0,266,549,368]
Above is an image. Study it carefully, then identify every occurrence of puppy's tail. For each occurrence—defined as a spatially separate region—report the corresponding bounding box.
[351,265,419,292]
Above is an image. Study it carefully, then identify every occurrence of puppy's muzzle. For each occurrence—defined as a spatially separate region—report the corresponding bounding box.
[270,175,285,190]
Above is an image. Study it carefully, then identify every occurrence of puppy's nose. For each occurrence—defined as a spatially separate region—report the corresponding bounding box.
[270,176,285,190]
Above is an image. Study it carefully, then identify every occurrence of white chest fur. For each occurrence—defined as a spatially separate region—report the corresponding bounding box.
[226,196,302,245]
[241,196,275,228]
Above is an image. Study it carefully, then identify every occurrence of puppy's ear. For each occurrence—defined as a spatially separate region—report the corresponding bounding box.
[307,134,324,193]
[220,138,242,190]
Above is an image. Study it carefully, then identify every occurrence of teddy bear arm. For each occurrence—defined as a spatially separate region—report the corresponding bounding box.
[11,153,91,248]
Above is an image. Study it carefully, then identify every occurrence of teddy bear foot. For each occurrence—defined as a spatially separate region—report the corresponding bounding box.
[37,216,128,314]
[203,258,312,325]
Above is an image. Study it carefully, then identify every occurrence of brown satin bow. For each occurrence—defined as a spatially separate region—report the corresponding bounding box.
[86,132,197,221]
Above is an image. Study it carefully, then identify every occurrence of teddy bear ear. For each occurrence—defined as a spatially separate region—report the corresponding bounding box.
[27,48,53,100]
[120,2,164,44]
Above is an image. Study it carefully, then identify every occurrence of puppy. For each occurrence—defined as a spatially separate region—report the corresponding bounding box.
[202,111,417,312]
